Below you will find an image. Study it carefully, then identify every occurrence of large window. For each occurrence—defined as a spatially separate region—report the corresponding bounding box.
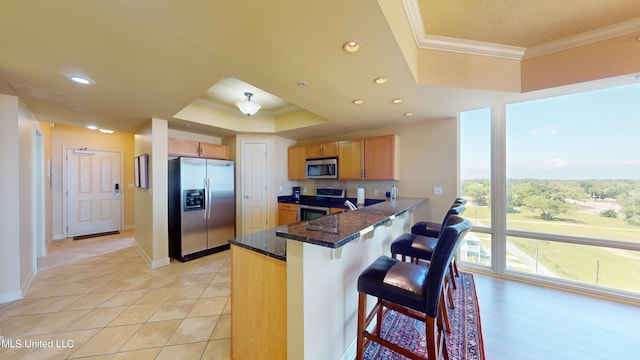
[459,108,492,267]
[460,82,640,299]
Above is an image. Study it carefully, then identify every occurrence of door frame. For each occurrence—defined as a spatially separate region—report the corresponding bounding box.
[239,138,274,235]
[62,146,125,238]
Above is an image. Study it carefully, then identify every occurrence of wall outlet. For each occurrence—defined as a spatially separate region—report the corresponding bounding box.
[433,187,443,195]
[374,189,379,196]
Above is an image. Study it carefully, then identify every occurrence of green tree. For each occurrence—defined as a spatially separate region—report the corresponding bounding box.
[463,180,490,206]
[522,195,571,220]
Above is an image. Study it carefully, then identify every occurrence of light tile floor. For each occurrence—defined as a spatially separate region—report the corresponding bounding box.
[0,230,231,360]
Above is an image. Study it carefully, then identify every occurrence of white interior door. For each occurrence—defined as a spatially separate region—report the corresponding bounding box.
[242,142,268,235]
[66,148,122,237]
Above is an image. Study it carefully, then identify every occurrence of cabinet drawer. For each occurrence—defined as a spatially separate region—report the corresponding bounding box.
[278,203,299,212]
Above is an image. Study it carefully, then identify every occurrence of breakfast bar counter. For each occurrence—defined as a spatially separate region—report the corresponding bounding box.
[229,197,428,360]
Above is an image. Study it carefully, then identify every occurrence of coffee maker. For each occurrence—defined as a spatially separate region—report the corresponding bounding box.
[292,186,301,202]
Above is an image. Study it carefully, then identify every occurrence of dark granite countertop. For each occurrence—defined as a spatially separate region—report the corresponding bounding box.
[229,197,427,261]
[277,195,385,208]
[276,197,426,248]
[228,227,287,261]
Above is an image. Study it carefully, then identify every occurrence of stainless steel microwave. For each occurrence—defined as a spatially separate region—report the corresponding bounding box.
[306,158,338,179]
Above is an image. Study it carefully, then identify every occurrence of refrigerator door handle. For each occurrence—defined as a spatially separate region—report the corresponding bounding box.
[203,178,208,220]
[207,177,212,219]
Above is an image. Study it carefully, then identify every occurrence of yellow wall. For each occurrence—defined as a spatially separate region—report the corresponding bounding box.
[50,124,135,239]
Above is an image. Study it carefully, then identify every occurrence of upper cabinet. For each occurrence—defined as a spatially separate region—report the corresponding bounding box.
[338,139,364,180]
[288,145,308,180]
[308,142,338,158]
[168,138,229,160]
[288,134,398,181]
[363,134,398,180]
[338,134,398,180]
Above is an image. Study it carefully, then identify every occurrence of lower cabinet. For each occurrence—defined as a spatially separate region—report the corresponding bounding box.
[278,203,299,225]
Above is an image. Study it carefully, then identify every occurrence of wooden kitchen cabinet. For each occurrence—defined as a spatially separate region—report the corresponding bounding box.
[288,145,308,180]
[199,142,229,159]
[278,203,299,225]
[338,139,364,179]
[338,135,398,180]
[330,207,344,214]
[168,138,229,160]
[363,134,398,180]
[308,142,338,158]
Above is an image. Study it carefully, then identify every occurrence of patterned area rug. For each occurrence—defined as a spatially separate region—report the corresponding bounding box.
[363,272,485,360]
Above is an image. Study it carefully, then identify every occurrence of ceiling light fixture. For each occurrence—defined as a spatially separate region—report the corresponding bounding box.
[373,77,387,85]
[98,129,114,134]
[86,125,98,130]
[65,74,95,85]
[235,92,261,116]
[352,99,364,105]
[392,98,403,104]
[343,41,361,53]
[404,112,414,117]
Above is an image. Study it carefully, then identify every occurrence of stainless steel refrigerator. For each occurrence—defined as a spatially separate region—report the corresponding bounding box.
[168,157,235,261]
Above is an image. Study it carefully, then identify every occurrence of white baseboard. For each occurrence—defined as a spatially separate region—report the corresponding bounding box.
[0,290,23,305]
[134,241,170,269]
[341,336,357,360]
[20,265,37,297]
[53,233,66,240]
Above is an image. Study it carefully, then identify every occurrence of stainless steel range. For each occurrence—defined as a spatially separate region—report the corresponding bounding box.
[298,188,346,221]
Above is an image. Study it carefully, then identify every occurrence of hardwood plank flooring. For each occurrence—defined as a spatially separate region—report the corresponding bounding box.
[473,273,640,360]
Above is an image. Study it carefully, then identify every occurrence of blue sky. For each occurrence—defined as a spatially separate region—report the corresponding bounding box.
[461,82,640,180]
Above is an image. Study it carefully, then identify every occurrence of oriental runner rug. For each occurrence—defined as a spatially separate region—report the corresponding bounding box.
[362,271,485,360]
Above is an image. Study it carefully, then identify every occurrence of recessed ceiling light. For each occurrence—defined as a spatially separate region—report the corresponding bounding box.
[352,99,364,105]
[65,74,95,85]
[99,129,114,134]
[404,112,414,117]
[373,77,387,85]
[392,98,403,104]
[343,41,361,53]
[86,125,98,130]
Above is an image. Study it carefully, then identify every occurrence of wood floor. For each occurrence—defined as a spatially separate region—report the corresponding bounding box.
[473,273,640,360]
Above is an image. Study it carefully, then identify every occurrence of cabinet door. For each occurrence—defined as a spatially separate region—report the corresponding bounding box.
[288,145,308,180]
[168,138,200,157]
[308,142,338,158]
[321,142,338,157]
[278,203,299,225]
[200,142,229,160]
[364,134,397,180]
[338,139,363,179]
[307,144,323,158]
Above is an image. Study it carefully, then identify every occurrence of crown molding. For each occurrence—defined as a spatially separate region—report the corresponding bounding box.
[193,97,299,117]
[402,0,640,61]
[523,17,640,59]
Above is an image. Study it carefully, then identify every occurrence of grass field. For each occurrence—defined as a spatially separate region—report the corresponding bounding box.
[462,205,640,294]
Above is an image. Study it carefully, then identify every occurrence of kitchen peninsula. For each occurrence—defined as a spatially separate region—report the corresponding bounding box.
[229,197,428,360]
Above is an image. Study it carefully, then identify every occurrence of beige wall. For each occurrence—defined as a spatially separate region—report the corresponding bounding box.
[134,118,170,268]
[0,95,54,303]
[50,124,135,239]
[522,32,640,92]
[0,95,22,302]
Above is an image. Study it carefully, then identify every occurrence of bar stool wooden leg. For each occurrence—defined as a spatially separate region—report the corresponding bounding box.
[356,292,367,360]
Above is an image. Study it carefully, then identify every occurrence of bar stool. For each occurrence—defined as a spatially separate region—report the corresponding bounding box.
[394,204,466,285]
[356,215,471,360]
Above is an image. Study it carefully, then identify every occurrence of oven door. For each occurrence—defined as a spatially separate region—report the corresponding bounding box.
[299,205,330,221]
